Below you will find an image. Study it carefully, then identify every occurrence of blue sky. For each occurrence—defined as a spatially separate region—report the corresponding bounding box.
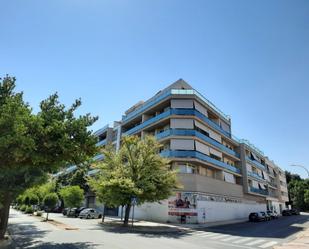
[1,0,308,178]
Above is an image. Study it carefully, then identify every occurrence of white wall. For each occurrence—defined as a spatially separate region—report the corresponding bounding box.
[197,200,266,223]
[125,199,267,224]
[120,201,169,223]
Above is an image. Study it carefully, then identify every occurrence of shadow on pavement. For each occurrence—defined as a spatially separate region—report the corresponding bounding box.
[89,223,189,239]
[26,242,97,249]
[194,215,309,239]
[8,223,97,249]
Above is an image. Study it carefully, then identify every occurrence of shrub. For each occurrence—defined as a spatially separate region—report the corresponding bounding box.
[59,185,84,208]
[43,193,59,220]
[20,204,27,212]
[25,206,33,214]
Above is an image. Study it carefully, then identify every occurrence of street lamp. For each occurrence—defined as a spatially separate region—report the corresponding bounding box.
[290,164,309,178]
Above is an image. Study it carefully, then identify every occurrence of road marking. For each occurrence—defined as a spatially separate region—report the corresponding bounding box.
[210,234,230,239]
[245,239,266,246]
[258,241,278,248]
[198,233,219,237]
[221,236,241,242]
[232,237,252,244]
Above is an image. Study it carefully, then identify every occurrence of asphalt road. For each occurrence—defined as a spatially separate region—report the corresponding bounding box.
[6,209,309,249]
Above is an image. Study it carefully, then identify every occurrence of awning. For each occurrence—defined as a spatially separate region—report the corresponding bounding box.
[194,100,208,117]
[209,147,222,158]
[171,99,194,109]
[195,141,210,155]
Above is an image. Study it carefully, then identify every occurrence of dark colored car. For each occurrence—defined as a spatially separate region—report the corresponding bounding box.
[282,209,292,216]
[249,212,266,222]
[51,206,63,213]
[290,209,300,215]
[260,211,271,221]
[67,207,86,218]
[267,210,279,219]
[62,208,69,216]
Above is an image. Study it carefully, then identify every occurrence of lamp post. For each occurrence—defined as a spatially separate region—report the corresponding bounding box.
[290,164,309,178]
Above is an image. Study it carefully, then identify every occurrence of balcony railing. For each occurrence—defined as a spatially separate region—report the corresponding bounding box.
[156,129,239,158]
[160,150,241,174]
[96,139,107,147]
[247,171,265,181]
[249,186,268,196]
[268,181,278,188]
[124,108,231,137]
[246,157,266,171]
[122,88,230,124]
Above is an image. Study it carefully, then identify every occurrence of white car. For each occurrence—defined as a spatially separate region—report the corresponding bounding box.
[78,208,102,219]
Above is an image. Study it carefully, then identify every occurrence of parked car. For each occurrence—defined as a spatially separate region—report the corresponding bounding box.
[51,206,63,213]
[67,208,78,217]
[62,208,69,216]
[249,212,266,222]
[267,210,279,219]
[282,209,292,216]
[260,211,271,221]
[79,208,102,219]
[290,209,300,215]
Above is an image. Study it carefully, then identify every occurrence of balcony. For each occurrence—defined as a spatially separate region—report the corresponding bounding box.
[156,129,239,158]
[93,154,104,161]
[160,150,241,174]
[246,157,266,171]
[124,108,231,137]
[249,186,268,196]
[268,181,278,188]
[122,88,230,124]
[96,139,107,147]
[247,171,265,182]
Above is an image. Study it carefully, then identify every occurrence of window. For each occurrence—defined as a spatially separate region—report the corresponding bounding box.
[178,164,195,174]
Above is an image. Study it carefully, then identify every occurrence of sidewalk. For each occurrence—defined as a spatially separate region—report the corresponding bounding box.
[274,228,309,249]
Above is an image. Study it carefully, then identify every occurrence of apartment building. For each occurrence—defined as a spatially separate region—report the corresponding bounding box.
[89,79,289,223]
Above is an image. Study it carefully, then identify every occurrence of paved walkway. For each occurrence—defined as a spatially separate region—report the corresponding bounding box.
[274,228,309,249]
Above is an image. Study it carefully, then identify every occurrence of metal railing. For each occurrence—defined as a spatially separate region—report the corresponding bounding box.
[160,150,241,174]
[122,88,231,123]
[246,157,266,171]
[156,129,239,158]
[247,171,265,181]
[249,187,268,196]
[124,108,231,137]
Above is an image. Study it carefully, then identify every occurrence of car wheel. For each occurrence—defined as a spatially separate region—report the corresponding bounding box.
[98,214,102,219]
[87,215,90,219]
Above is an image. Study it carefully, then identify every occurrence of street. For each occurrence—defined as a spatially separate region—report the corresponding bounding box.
[6,209,309,249]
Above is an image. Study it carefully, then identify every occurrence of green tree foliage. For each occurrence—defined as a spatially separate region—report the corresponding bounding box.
[0,76,98,239]
[59,186,84,208]
[55,163,91,193]
[88,135,178,225]
[285,171,302,184]
[43,193,59,221]
[288,179,309,211]
[304,189,309,206]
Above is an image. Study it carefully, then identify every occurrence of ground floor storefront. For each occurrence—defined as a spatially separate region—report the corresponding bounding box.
[123,191,267,224]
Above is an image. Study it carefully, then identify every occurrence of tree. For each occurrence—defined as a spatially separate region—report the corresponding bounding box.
[0,76,98,239]
[59,186,84,208]
[43,193,59,221]
[304,189,309,206]
[88,135,178,226]
[288,179,309,211]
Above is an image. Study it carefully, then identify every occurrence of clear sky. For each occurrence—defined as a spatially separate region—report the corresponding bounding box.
[1,0,308,178]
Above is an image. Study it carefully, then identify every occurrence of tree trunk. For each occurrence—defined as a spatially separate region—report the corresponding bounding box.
[0,193,12,240]
[123,204,131,226]
[46,212,49,221]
